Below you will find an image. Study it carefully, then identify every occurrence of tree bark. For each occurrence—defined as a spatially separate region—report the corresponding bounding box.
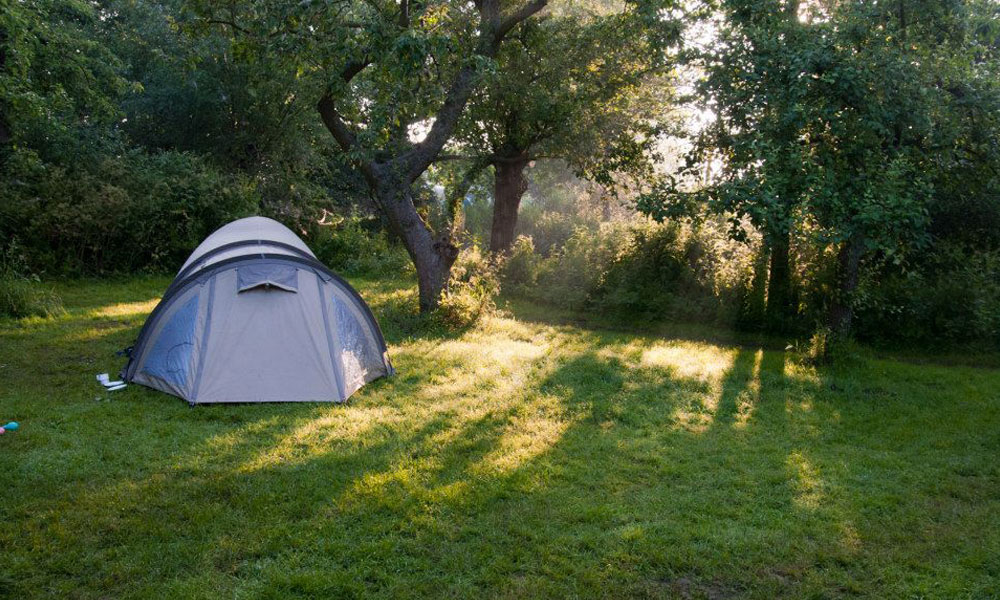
[828,234,864,337]
[372,167,459,312]
[489,157,530,255]
[765,229,794,330]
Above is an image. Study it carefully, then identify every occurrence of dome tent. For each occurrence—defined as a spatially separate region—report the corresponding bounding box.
[122,216,393,404]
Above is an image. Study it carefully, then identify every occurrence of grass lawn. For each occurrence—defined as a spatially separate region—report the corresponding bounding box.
[1,275,999,599]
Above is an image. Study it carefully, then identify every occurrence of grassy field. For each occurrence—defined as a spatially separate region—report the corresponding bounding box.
[1,276,998,599]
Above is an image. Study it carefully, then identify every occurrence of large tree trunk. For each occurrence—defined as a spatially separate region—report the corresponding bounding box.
[374,174,459,312]
[765,229,794,330]
[828,234,864,337]
[489,157,530,255]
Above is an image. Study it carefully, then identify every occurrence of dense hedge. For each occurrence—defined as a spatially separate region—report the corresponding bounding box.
[1,149,259,275]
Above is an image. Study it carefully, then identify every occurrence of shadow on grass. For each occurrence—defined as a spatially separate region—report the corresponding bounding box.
[4,337,853,598]
[4,279,999,598]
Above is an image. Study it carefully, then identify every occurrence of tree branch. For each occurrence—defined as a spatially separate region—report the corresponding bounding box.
[446,159,491,235]
[396,0,549,181]
[496,0,549,45]
[341,57,371,83]
[318,95,361,156]
[206,19,249,35]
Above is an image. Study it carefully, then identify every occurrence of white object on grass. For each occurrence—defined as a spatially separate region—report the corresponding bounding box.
[106,383,127,392]
[96,373,125,388]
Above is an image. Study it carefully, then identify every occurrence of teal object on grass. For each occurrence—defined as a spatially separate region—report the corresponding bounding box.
[4,422,18,431]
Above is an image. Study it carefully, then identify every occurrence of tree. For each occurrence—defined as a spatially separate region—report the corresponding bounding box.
[188,0,551,311]
[0,0,130,166]
[446,1,681,254]
[99,0,370,224]
[642,0,996,337]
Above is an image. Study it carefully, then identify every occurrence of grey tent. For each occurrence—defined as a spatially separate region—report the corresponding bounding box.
[122,216,393,404]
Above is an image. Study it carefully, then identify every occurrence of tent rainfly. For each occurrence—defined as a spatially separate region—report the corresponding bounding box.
[121,216,393,404]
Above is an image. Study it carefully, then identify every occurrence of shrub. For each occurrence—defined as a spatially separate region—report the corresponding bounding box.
[504,219,757,326]
[0,239,63,319]
[517,210,589,256]
[0,148,259,275]
[530,223,631,309]
[854,243,1000,348]
[309,215,412,276]
[435,244,501,329]
[499,235,542,292]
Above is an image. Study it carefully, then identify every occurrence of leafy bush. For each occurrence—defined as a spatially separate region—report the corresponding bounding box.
[435,244,502,329]
[504,219,757,326]
[517,209,591,256]
[309,215,412,276]
[530,223,632,309]
[0,149,259,275]
[0,239,63,319]
[499,235,542,292]
[854,244,1000,348]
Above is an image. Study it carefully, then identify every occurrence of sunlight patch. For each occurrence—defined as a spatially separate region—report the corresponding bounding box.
[433,337,548,366]
[670,403,717,433]
[641,343,737,383]
[787,450,824,510]
[732,388,758,428]
[472,397,572,475]
[240,407,403,472]
[61,324,133,342]
[88,298,160,319]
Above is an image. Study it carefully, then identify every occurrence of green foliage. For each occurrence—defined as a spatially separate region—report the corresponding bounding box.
[640,0,1000,337]
[1,149,259,275]
[0,0,133,164]
[532,223,631,309]
[454,1,681,184]
[435,244,502,329]
[517,208,592,257]
[309,215,412,277]
[854,245,1000,348]
[506,219,757,325]
[499,235,542,292]
[0,239,63,319]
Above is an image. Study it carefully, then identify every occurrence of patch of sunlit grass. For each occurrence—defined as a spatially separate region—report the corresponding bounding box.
[61,324,134,343]
[641,342,738,383]
[473,395,572,476]
[240,407,404,472]
[87,298,160,319]
[787,450,825,510]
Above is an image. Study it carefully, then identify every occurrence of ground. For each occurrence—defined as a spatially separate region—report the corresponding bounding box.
[1,276,998,599]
